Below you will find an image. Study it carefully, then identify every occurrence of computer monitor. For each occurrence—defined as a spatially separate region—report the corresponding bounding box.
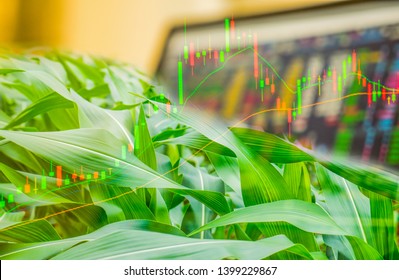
[156,1,399,170]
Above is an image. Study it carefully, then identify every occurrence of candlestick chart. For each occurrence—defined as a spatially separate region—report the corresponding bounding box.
[0,143,138,210]
[158,17,399,171]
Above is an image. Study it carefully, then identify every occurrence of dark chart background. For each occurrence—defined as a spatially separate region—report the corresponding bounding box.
[157,23,399,170]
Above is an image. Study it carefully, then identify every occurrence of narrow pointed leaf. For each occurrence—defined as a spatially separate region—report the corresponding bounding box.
[190,199,346,236]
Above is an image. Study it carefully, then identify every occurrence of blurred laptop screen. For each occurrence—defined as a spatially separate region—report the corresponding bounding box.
[156,1,399,170]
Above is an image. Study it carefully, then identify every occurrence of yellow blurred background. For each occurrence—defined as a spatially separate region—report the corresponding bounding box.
[0,0,341,75]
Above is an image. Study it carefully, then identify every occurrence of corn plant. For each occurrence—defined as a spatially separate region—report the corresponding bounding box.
[0,50,398,260]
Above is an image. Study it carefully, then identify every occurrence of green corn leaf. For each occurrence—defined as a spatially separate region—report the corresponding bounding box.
[52,230,312,260]
[316,164,373,243]
[0,219,61,243]
[189,199,346,236]
[3,92,74,130]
